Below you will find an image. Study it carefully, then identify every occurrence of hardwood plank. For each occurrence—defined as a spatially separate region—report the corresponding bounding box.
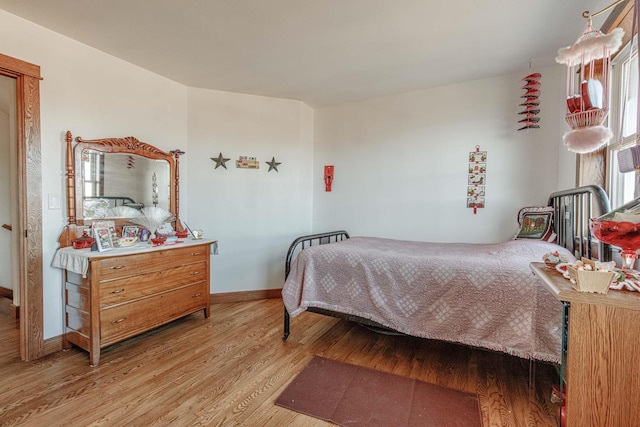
[0,297,560,426]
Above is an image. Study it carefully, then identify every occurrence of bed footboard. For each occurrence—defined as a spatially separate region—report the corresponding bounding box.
[283,230,350,340]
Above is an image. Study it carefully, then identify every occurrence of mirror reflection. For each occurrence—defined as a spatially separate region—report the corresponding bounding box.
[81,150,170,219]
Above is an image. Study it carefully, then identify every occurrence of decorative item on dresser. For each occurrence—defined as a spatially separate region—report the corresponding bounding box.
[54,131,213,365]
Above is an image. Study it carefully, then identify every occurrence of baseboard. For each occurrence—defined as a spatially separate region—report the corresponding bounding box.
[0,287,13,300]
[10,303,19,319]
[42,334,64,356]
[210,288,282,304]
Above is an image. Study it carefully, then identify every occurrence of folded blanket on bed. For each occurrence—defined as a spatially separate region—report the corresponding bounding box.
[283,237,574,363]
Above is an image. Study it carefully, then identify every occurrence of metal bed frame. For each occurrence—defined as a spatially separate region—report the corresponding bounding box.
[547,185,611,262]
[282,231,350,340]
[84,196,143,208]
[282,185,612,341]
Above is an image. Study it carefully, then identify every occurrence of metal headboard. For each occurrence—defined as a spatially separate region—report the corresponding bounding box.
[547,185,611,261]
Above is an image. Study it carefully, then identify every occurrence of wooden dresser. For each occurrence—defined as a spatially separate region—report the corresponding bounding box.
[531,262,640,427]
[56,240,212,365]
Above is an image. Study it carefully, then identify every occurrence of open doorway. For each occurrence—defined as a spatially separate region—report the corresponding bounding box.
[0,52,44,361]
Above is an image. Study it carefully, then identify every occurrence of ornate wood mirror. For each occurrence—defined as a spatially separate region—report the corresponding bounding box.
[59,131,184,245]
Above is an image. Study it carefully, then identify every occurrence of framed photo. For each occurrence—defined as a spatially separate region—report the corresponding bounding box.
[94,227,114,252]
[92,220,115,233]
[122,226,139,239]
[92,220,117,243]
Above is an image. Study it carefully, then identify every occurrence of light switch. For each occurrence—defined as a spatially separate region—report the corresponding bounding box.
[48,193,61,210]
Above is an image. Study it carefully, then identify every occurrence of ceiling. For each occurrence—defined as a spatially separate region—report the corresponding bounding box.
[0,0,620,107]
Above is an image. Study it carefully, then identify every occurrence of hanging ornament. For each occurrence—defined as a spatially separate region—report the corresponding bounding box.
[518,66,541,131]
[555,11,624,153]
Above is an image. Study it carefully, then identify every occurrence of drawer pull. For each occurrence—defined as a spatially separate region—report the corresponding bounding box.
[192,293,201,298]
[190,271,201,276]
[110,265,126,270]
[111,317,127,324]
[191,252,201,256]
[109,288,125,294]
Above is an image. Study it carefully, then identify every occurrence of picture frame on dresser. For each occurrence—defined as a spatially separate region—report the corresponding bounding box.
[94,227,113,252]
[122,225,139,239]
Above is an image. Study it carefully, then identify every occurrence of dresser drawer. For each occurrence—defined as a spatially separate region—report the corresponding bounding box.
[99,261,207,307]
[100,282,208,345]
[95,245,209,280]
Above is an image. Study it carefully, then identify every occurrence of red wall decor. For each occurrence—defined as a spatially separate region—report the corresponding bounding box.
[324,165,334,192]
[518,72,541,131]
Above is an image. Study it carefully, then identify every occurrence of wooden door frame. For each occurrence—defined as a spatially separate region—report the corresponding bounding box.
[0,52,43,361]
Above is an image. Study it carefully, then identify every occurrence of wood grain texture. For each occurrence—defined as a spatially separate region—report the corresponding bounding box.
[0,53,41,78]
[1,53,44,363]
[0,297,560,426]
[23,74,44,362]
[65,131,76,224]
[62,242,212,365]
[533,262,640,426]
[576,147,606,190]
[566,303,640,427]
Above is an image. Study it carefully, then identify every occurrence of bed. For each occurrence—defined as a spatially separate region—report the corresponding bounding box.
[281,186,611,363]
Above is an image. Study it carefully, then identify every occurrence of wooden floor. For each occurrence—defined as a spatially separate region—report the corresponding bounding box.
[0,297,560,426]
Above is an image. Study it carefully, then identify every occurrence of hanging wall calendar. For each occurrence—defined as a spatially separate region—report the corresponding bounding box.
[467,146,486,214]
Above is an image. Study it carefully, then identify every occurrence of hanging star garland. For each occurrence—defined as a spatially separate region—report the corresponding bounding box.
[211,152,230,169]
[266,157,281,172]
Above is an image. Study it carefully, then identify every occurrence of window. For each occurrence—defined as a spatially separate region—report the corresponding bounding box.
[82,151,104,198]
[608,41,638,208]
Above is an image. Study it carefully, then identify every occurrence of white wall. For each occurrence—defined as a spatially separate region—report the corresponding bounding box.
[187,88,313,293]
[313,65,573,243]
[0,8,579,340]
[0,10,188,338]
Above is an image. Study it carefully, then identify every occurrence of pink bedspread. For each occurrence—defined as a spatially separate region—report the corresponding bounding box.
[282,237,574,363]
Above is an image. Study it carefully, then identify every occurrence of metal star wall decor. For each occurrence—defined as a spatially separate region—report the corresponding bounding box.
[211,152,230,169]
[266,157,281,172]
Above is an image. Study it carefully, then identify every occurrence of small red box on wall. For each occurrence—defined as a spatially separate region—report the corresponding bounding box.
[324,165,334,192]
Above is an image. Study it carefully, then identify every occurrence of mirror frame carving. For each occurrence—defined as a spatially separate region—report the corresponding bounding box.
[62,130,183,233]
